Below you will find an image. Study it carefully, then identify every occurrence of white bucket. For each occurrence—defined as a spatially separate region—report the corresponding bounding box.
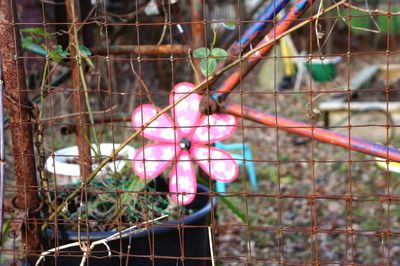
[44,143,136,186]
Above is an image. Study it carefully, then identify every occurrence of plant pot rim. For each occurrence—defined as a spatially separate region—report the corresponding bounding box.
[44,143,136,179]
[45,183,215,241]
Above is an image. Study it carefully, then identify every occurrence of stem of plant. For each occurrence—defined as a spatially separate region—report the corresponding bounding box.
[41,0,347,230]
[188,49,200,84]
[39,60,48,120]
[37,59,55,213]
[211,26,217,50]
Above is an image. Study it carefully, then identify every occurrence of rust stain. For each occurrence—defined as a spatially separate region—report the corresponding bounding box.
[92,44,190,55]
[0,0,40,263]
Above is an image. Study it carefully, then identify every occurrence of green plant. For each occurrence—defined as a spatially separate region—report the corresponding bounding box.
[0,214,15,264]
[192,26,228,77]
[1,214,12,247]
[193,47,228,77]
[49,163,171,231]
[21,27,98,155]
[21,27,69,63]
[21,27,102,226]
[21,27,93,66]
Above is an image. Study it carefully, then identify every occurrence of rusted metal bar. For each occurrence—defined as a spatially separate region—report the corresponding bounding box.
[191,0,205,84]
[221,103,400,161]
[212,0,314,104]
[92,44,190,55]
[0,0,41,262]
[60,113,131,135]
[65,0,92,178]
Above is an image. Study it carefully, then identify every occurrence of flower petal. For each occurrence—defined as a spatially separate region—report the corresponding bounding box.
[133,144,180,179]
[192,113,238,144]
[132,104,180,142]
[191,145,238,183]
[169,151,197,205]
[170,82,202,136]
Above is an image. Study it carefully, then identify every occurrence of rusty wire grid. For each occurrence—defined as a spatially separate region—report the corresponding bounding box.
[1,0,400,265]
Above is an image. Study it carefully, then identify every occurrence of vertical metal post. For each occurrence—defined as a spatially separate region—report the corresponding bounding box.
[65,0,92,179]
[0,0,41,262]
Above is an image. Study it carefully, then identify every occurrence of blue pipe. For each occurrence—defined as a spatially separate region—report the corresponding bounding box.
[234,0,290,50]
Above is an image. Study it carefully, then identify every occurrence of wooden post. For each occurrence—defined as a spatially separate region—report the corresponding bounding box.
[0,0,40,263]
[190,0,205,85]
[65,0,92,179]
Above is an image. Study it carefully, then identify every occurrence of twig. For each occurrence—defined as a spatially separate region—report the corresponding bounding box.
[337,1,381,33]
[157,0,168,45]
[41,0,347,230]
[129,57,156,107]
[188,49,200,87]
[344,2,400,15]
[41,105,117,122]
[36,215,168,266]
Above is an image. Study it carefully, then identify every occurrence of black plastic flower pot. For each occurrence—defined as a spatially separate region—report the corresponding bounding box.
[42,183,214,266]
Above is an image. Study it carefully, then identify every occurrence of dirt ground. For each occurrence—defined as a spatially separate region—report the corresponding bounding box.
[214,45,400,265]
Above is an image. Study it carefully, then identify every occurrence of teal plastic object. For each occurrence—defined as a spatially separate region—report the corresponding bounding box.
[214,142,258,193]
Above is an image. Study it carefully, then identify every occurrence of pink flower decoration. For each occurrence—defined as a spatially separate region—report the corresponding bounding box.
[132,82,239,205]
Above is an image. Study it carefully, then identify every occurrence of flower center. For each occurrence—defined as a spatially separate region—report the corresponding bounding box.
[179,137,191,150]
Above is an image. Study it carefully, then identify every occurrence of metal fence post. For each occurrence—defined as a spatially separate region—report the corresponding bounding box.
[0,0,41,263]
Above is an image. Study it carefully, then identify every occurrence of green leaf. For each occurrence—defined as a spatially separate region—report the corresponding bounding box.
[211,48,228,61]
[47,45,69,63]
[222,22,236,30]
[48,50,61,63]
[79,45,92,56]
[193,47,210,59]
[21,27,51,38]
[2,214,13,246]
[30,44,48,56]
[21,36,33,49]
[78,45,95,69]
[55,45,70,57]
[22,37,48,56]
[199,58,217,77]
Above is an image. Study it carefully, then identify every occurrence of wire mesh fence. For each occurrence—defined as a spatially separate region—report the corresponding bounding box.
[1,0,400,265]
